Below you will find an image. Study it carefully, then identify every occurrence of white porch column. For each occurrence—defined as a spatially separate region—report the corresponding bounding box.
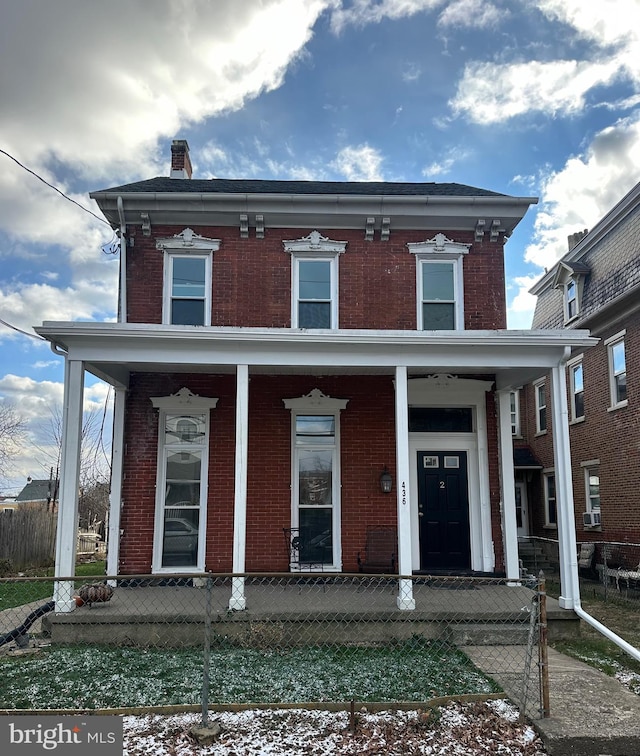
[54,359,84,612]
[229,364,249,611]
[550,361,580,609]
[106,386,126,584]
[497,390,520,582]
[394,365,415,610]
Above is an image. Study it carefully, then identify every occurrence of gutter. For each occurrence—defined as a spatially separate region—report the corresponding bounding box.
[117,196,127,324]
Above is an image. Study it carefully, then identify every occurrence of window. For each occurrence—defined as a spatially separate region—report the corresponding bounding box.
[408,233,469,331]
[295,258,334,328]
[565,279,578,320]
[606,332,627,408]
[284,231,346,330]
[584,465,600,513]
[510,390,521,436]
[167,254,210,325]
[151,388,218,572]
[534,380,547,434]
[283,389,348,570]
[569,359,584,421]
[157,228,219,327]
[544,472,557,527]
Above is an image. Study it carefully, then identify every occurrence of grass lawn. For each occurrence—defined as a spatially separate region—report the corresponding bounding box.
[0,561,106,611]
[0,640,501,710]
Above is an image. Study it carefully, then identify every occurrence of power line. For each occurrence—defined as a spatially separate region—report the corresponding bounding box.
[0,317,45,340]
[0,148,111,227]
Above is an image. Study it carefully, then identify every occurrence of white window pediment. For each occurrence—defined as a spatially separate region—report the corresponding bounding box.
[156,228,221,252]
[151,387,219,410]
[407,233,471,257]
[283,230,347,255]
[552,262,589,323]
[283,388,349,411]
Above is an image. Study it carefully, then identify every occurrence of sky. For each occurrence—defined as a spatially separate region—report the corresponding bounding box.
[1,0,639,494]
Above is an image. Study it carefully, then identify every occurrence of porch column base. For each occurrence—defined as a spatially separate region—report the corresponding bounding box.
[54,581,75,613]
[396,578,415,611]
[228,577,246,611]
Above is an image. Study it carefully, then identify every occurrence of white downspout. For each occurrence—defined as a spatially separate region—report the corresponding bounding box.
[573,604,640,662]
[117,196,127,324]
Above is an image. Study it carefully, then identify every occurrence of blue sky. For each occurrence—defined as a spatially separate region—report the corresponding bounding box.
[1,0,639,493]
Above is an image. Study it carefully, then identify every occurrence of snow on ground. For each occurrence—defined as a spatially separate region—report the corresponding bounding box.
[122,700,546,755]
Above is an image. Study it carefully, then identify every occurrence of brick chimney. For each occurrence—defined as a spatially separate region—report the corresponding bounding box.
[567,228,588,251]
[170,139,192,179]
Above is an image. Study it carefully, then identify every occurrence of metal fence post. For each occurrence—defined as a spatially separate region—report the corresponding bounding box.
[201,575,213,727]
[538,571,550,718]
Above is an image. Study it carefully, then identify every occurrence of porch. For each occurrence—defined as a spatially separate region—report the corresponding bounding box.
[42,574,579,647]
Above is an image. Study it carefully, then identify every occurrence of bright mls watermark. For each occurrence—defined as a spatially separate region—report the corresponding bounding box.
[1,716,122,754]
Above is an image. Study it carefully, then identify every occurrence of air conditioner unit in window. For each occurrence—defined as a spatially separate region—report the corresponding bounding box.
[583,511,601,527]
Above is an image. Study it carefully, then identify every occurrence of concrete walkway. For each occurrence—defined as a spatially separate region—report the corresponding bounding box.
[464,645,640,756]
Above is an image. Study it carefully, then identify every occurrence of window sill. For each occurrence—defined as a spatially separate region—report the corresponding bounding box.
[569,417,585,426]
[607,401,628,413]
[543,524,558,530]
[535,430,547,437]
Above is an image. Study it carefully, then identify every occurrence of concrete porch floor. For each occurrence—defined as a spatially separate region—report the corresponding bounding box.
[40,577,580,647]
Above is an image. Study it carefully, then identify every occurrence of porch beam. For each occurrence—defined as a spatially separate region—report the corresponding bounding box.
[497,390,520,581]
[229,364,249,611]
[394,365,415,610]
[106,386,126,584]
[550,360,580,609]
[54,359,84,612]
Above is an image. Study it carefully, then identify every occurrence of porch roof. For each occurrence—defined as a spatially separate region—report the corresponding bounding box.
[35,322,597,392]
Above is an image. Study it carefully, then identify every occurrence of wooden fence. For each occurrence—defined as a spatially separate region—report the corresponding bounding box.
[0,506,56,571]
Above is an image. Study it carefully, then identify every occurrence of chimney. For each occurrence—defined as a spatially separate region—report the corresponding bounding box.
[567,228,588,251]
[170,139,192,179]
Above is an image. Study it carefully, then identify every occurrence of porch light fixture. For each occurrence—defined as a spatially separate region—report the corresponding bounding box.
[379,466,393,494]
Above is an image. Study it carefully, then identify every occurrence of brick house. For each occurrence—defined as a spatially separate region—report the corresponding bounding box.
[516,180,640,562]
[36,141,595,611]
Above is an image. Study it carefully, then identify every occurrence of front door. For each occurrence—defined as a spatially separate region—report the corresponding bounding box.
[515,480,529,538]
[417,451,471,571]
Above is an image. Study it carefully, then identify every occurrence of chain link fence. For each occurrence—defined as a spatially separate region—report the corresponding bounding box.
[0,573,551,721]
[519,536,640,605]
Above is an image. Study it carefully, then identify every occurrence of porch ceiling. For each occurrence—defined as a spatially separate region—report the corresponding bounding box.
[35,322,598,391]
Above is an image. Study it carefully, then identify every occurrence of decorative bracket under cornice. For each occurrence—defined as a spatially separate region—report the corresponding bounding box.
[141,213,151,237]
[283,230,347,254]
[475,219,485,242]
[156,228,221,251]
[365,217,375,242]
[381,217,390,242]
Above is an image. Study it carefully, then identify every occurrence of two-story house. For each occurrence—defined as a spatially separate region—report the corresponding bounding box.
[518,180,640,565]
[36,140,595,611]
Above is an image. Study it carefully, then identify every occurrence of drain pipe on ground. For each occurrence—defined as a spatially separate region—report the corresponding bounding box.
[572,602,640,663]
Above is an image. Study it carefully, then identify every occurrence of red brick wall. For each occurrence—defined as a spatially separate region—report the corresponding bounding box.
[119,372,504,574]
[125,226,506,330]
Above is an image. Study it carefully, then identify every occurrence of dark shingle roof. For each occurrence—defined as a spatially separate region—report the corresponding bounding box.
[92,177,507,198]
[15,479,58,502]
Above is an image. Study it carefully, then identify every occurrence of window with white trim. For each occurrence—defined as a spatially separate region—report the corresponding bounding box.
[534,380,547,434]
[510,390,521,436]
[283,389,348,570]
[544,472,557,527]
[569,358,584,422]
[284,231,347,330]
[584,465,600,513]
[407,233,469,331]
[151,388,218,572]
[565,279,578,320]
[157,228,220,327]
[606,332,627,409]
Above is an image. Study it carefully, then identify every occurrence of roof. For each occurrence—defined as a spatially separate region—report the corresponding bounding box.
[91,177,507,198]
[513,446,543,469]
[15,479,59,503]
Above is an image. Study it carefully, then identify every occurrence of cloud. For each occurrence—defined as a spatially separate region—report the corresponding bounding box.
[524,113,640,271]
[506,274,541,330]
[331,144,385,181]
[422,146,471,178]
[330,0,443,33]
[437,0,503,29]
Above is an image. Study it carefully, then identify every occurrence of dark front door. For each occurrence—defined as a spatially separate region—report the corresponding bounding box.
[417,451,471,571]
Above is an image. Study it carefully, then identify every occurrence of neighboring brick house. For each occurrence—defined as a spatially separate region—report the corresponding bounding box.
[37,141,595,611]
[517,180,640,558]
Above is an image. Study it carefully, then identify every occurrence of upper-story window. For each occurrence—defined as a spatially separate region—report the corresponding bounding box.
[510,390,521,436]
[552,261,589,324]
[407,233,470,331]
[568,356,584,422]
[543,471,557,528]
[605,332,627,409]
[157,228,220,327]
[284,231,347,330]
[534,379,547,434]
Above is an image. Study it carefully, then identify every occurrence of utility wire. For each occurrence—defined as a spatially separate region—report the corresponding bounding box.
[0,317,45,340]
[0,148,111,227]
